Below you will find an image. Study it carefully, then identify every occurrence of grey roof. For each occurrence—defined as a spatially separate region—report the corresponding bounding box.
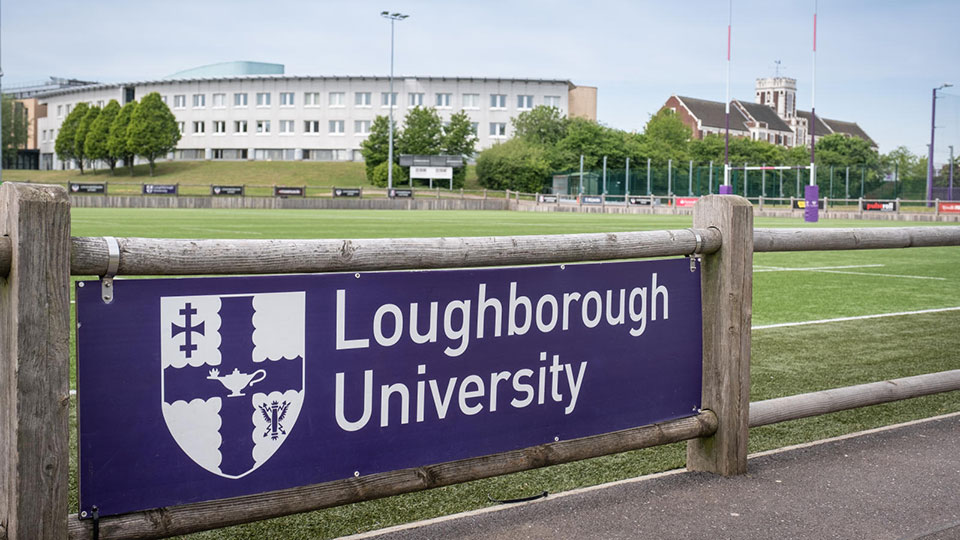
[822,118,877,147]
[734,100,793,132]
[675,96,748,131]
[34,75,576,99]
[796,110,832,138]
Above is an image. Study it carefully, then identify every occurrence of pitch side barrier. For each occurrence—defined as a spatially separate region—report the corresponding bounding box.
[2,184,960,539]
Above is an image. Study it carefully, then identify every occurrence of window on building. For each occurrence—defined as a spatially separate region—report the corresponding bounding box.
[234,120,248,133]
[65,104,72,114]
[280,92,295,106]
[381,92,397,107]
[354,120,371,135]
[193,94,206,108]
[517,95,533,109]
[490,94,507,109]
[462,93,479,109]
[409,93,424,107]
[329,120,345,134]
[470,122,479,136]
[177,122,185,134]
[212,93,225,108]
[213,120,226,134]
[489,122,506,137]
[256,92,271,107]
[256,120,271,133]
[96,100,104,108]
[57,105,63,117]
[234,93,248,107]
[174,95,186,109]
[305,92,320,106]
[193,121,205,134]
[544,95,561,108]
[329,92,345,107]
[435,93,452,108]
[355,92,371,107]
[279,120,295,133]
[304,120,321,133]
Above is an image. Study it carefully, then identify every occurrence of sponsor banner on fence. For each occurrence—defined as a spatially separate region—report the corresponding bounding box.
[939,202,960,213]
[791,198,825,210]
[143,184,178,195]
[76,258,702,517]
[333,187,362,198]
[274,186,305,197]
[69,182,106,194]
[389,188,414,198]
[674,197,699,208]
[581,195,603,204]
[211,185,244,196]
[862,200,897,212]
[628,196,653,206]
[538,194,558,203]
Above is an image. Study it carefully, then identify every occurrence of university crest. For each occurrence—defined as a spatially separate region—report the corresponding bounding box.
[160,292,305,479]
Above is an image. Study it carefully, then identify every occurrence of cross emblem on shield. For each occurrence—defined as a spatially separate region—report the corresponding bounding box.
[160,292,305,479]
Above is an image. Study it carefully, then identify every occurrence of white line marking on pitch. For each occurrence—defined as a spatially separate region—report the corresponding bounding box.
[753,306,960,330]
[754,264,885,272]
[810,269,946,281]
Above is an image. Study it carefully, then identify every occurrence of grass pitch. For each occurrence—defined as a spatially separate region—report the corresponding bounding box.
[66,208,960,539]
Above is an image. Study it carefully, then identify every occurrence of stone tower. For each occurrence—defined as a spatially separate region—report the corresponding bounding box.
[755,77,797,119]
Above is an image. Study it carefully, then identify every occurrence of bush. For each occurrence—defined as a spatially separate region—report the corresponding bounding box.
[476,139,551,193]
[371,161,407,188]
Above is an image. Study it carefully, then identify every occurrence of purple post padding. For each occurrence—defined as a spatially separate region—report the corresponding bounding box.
[718,185,733,195]
[805,184,820,223]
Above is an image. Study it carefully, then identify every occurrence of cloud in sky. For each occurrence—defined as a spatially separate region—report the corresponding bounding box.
[4,0,959,159]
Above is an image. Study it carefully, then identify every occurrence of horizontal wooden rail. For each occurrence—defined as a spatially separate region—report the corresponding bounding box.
[67,411,717,540]
[753,226,960,252]
[68,228,721,276]
[749,369,960,428]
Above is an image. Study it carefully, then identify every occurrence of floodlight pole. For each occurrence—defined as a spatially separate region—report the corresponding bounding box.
[382,11,408,195]
[805,0,820,223]
[721,0,732,194]
[927,83,952,206]
[950,144,955,201]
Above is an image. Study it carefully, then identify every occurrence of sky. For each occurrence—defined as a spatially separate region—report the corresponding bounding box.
[4,0,960,163]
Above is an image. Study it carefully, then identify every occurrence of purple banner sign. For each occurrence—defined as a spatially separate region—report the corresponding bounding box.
[804,184,820,222]
[76,259,702,517]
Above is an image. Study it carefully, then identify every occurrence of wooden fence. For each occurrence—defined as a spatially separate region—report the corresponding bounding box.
[2,182,960,539]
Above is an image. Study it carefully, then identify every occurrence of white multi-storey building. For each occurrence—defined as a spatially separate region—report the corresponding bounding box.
[34,62,597,170]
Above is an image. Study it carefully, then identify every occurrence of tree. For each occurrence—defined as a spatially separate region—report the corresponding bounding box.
[85,100,121,175]
[109,101,138,176]
[640,109,691,164]
[476,138,551,193]
[512,105,568,146]
[55,102,89,171]
[360,115,396,182]
[74,106,101,174]
[371,161,408,188]
[442,111,477,187]
[126,92,180,176]
[397,106,443,156]
[1,96,29,167]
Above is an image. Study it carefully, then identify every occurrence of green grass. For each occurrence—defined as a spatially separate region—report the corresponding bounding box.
[5,160,483,192]
[63,208,960,538]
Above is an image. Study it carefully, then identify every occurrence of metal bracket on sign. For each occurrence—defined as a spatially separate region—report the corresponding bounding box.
[101,236,120,304]
[686,228,703,272]
[92,506,100,540]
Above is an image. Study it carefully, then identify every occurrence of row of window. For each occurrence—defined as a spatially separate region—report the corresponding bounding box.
[176,119,506,138]
[162,92,561,111]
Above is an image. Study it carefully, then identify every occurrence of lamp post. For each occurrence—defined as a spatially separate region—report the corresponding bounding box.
[381,11,408,195]
[927,83,952,205]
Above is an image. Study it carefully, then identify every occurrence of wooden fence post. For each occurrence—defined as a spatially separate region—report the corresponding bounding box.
[0,183,71,538]
[687,194,753,476]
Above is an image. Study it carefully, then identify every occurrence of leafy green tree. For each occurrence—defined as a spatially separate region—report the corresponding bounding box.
[397,106,443,156]
[371,161,408,188]
[512,105,568,146]
[1,96,29,167]
[640,109,690,164]
[85,100,121,175]
[109,101,138,176]
[360,115,396,182]
[55,102,89,171]
[74,106,101,174]
[476,138,551,193]
[126,92,180,176]
[442,111,477,187]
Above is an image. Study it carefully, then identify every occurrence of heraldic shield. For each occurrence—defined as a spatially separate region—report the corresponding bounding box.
[160,292,305,479]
